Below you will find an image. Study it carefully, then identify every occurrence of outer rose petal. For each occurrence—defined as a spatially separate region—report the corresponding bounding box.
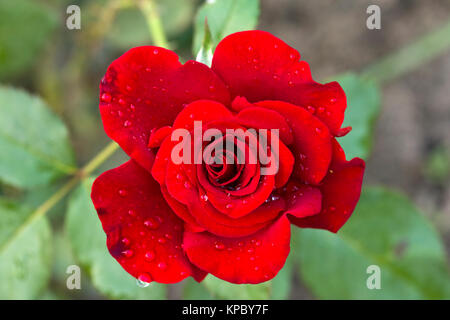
[292,139,365,232]
[284,184,322,221]
[211,30,347,136]
[91,160,206,283]
[100,46,230,172]
[183,215,291,284]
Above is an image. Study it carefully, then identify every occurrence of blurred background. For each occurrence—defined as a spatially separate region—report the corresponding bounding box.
[0,0,449,299]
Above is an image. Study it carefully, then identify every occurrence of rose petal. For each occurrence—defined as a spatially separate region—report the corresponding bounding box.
[172,100,233,131]
[211,30,346,136]
[255,100,332,184]
[186,185,283,237]
[284,183,322,221]
[100,46,230,171]
[91,160,206,283]
[236,106,294,145]
[292,139,365,232]
[183,215,291,284]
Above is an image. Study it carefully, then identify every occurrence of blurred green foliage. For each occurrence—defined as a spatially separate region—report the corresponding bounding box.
[294,187,450,299]
[0,0,58,79]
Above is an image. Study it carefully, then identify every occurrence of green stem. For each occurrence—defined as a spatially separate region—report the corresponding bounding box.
[0,142,119,254]
[361,19,450,84]
[138,0,170,48]
[80,141,119,177]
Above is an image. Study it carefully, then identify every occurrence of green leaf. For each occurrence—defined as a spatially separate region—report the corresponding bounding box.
[201,275,270,299]
[0,199,52,299]
[334,73,381,160]
[66,178,167,299]
[0,0,57,79]
[295,187,450,299]
[0,86,76,189]
[193,0,260,55]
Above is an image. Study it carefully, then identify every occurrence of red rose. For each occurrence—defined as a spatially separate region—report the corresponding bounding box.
[91,31,365,284]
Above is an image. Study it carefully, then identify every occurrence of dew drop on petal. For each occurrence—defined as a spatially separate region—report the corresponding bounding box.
[137,273,152,287]
[214,242,225,250]
[101,93,111,102]
[122,249,134,258]
[145,250,155,262]
[144,218,159,230]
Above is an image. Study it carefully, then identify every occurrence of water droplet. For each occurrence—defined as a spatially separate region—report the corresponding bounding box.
[118,98,126,105]
[128,209,136,216]
[144,218,159,230]
[184,181,192,189]
[330,98,337,103]
[254,266,260,271]
[318,107,325,113]
[208,85,215,92]
[121,238,130,246]
[225,204,233,209]
[145,251,155,261]
[238,242,244,247]
[200,194,208,202]
[124,120,132,128]
[329,206,336,212]
[315,127,322,134]
[158,237,166,244]
[307,105,315,113]
[137,273,152,287]
[153,49,159,55]
[157,262,168,270]
[164,233,172,240]
[248,248,254,254]
[122,250,134,258]
[118,189,127,197]
[130,104,136,111]
[289,53,296,60]
[255,240,262,247]
[126,85,132,92]
[145,67,152,72]
[214,242,225,250]
[101,93,111,102]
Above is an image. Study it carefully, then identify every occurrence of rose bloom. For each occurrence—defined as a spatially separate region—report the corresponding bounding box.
[91,31,365,284]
